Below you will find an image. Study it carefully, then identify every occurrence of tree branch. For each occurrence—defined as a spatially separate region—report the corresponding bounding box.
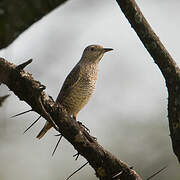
[116,0,180,162]
[0,57,142,180]
[0,0,69,49]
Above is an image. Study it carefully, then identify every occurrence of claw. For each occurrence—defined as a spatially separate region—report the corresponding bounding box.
[77,121,90,132]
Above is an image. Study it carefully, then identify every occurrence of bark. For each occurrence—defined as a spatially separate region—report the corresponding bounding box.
[116,0,180,162]
[0,58,142,180]
[0,0,68,49]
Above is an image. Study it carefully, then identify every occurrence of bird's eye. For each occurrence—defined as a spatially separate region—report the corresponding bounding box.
[90,47,94,51]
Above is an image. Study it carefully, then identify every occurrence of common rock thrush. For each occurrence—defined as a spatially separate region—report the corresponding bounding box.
[37,44,113,139]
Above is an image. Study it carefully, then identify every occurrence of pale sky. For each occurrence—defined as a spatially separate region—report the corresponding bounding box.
[0,0,180,179]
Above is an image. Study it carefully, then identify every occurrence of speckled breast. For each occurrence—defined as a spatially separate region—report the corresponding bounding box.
[62,64,98,115]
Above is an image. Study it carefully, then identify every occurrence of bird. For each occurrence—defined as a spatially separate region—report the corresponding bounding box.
[36,44,113,139]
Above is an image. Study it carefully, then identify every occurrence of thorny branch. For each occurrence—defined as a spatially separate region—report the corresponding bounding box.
[0,57,142,180]
[116,0,180,163]
[0,0,178,178]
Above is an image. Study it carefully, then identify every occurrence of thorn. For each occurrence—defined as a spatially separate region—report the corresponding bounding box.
[23,116,41,134]
[16,59,33,70]
[11,109,32,118]
[52,134,63,156]
[49,95,54,101]
[147,165,168,180]
[112,170,123,179]
[65,162,89,180]
[54,133,62,136]
[0,94,10,106]
[73,152,80,161]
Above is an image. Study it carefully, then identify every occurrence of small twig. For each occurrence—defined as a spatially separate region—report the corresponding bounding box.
[146,165,167,180]
[16,59,33,70]
[11,109,32,118]
[52,134,63,156]
[65,162,89,180]
[0,94,10,106]
[23,115,41,134]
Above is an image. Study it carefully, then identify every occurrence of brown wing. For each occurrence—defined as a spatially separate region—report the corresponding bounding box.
[56,63,81,103]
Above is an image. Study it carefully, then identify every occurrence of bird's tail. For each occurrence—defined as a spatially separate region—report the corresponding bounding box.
[36,122,52,139]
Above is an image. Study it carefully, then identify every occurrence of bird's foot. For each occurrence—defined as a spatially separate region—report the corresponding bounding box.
[92,136,97,141]
[77,121,90,132]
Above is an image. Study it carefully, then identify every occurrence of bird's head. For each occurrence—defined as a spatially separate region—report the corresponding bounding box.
[81,45,113,63]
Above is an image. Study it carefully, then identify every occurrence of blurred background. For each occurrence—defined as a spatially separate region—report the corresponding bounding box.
[0,0,180,179]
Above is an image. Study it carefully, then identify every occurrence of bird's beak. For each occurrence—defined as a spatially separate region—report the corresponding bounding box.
[103,48,113,53]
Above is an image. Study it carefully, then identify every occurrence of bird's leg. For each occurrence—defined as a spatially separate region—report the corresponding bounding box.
[77,121,90,132]
[72,116,97,140]
[72,115,76,121]
[73,115,90,132]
